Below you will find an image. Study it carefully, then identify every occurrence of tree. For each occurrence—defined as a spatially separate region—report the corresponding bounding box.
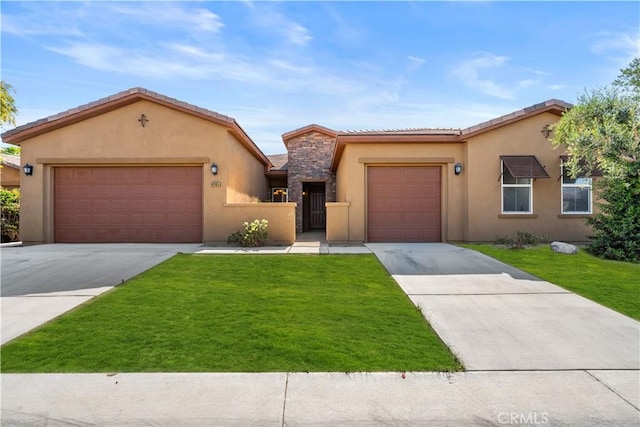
[552,59,640,262]
[1,145,20,155]
[0,81,18,128]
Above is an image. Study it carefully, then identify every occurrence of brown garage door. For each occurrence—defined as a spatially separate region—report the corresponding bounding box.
[55,166,202,243]
[367,166,441,242]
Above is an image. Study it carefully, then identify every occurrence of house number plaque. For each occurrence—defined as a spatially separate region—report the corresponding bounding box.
[211,181,222,187]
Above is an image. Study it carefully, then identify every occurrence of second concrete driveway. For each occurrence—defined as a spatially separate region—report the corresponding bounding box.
[367,243,640,371]
[1,243,202,344]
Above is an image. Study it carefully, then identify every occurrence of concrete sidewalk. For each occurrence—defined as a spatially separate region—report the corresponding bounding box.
[2,371,638,426]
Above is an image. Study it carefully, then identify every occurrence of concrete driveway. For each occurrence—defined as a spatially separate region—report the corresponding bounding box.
[367,243,640,371]
[1,243,201,344]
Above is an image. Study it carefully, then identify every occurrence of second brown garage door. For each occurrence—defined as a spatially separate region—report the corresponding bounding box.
[367,166,441,242]
[55,166,202,243]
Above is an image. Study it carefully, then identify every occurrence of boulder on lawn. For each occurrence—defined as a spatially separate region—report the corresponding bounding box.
[550,241,578,254]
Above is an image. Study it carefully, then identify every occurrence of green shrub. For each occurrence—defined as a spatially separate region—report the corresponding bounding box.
[1,188,20,243]
[586,176,640,263]
[495,230,548,249]
[227,219,269,247]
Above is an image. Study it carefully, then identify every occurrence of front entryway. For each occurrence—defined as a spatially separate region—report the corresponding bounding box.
[302,182,326,231]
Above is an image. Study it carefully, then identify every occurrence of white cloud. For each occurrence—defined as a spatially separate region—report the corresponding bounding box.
[2,2,224,38]
[451,53,541,99]
[245,4,313,46]
[591,32,639,57]
[1,14,84,37]
[105,3,224,33]
[407,56,426,72]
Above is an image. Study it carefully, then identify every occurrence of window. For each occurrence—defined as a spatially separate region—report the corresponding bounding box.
[561,163,592,214]
[271,187,288,202]
[501,162,532,213]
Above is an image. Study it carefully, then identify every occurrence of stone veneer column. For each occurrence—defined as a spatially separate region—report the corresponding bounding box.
[286,130,337,233]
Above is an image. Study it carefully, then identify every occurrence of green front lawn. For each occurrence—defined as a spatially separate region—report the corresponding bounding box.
[460,244,640,321]
[1,254,461,373]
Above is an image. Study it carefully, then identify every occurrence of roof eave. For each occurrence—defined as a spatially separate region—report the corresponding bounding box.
[330,133,461,171]
[1,89,271,168]
[460,102,571,140]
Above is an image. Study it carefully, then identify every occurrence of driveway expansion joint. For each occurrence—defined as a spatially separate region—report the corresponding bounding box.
[585,370,640,411]
[281,372,289,427]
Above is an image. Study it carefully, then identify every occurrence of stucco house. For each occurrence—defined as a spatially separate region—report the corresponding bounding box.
[1,88,598,245]
[1,153,21,189]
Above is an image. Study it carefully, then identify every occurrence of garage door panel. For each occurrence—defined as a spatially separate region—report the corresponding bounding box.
[367,166,441,243]
[55,166,202,243]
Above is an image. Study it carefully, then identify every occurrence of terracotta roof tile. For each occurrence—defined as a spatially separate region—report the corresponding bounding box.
[267,154,288,170]
[1,87,241,141]
[338,128,461,136]
[1,153,20,169]
[460,99,572,137]
[282,124,337,142]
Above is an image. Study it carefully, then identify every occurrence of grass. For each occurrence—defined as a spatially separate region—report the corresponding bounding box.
[460,244,640,321]
[1,254,461,373]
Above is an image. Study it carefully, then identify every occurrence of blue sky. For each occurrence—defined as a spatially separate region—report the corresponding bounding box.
[2,1,638,154]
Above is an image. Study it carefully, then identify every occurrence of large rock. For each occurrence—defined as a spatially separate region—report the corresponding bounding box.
[550,241,578,254]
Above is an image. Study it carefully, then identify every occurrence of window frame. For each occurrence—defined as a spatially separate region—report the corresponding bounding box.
[501,160,533,214]
[560,161,593,214]
[271,187,289,203]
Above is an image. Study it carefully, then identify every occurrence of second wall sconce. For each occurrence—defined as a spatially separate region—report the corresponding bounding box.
[23,163,34,176]
[211,163,218,175]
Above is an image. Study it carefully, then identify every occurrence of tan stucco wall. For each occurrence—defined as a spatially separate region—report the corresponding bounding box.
[325,202,350,243]
[332,112,595,243]
[215,203,296,245]
[1,166,20,189]
[333,142,465,242]
[465,112,593,242]
[17,100,270,244]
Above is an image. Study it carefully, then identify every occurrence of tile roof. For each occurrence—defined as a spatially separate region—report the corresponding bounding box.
[0,153,20,169]
[460,99,571,137]
[0,87,271,168]
[282,124,337,143]
[267,153,288,171]
[1,88,235,141]
[338,128,461,136]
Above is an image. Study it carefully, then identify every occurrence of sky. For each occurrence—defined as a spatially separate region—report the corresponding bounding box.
[2,1,639,155]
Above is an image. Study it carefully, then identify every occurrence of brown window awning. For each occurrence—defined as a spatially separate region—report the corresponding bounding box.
[500,155,550,179]
[560,156,603,177]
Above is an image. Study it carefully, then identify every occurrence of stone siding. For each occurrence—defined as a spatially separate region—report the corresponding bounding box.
[286,131,336,232]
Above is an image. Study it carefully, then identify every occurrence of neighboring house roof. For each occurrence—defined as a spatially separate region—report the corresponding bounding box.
[1,153,20,169]
[330,99,573,171]
[0,87,272,168]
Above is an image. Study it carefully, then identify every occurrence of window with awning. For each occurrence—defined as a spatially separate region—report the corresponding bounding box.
[500,155,550,179]
[499,156,549,214]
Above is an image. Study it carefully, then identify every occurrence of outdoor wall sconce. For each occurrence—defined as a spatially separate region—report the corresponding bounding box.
[454,163,463,175]
[23,163,34,176]
[210,163,218,175]
[138,114,149,127]
[541,124,552,138]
